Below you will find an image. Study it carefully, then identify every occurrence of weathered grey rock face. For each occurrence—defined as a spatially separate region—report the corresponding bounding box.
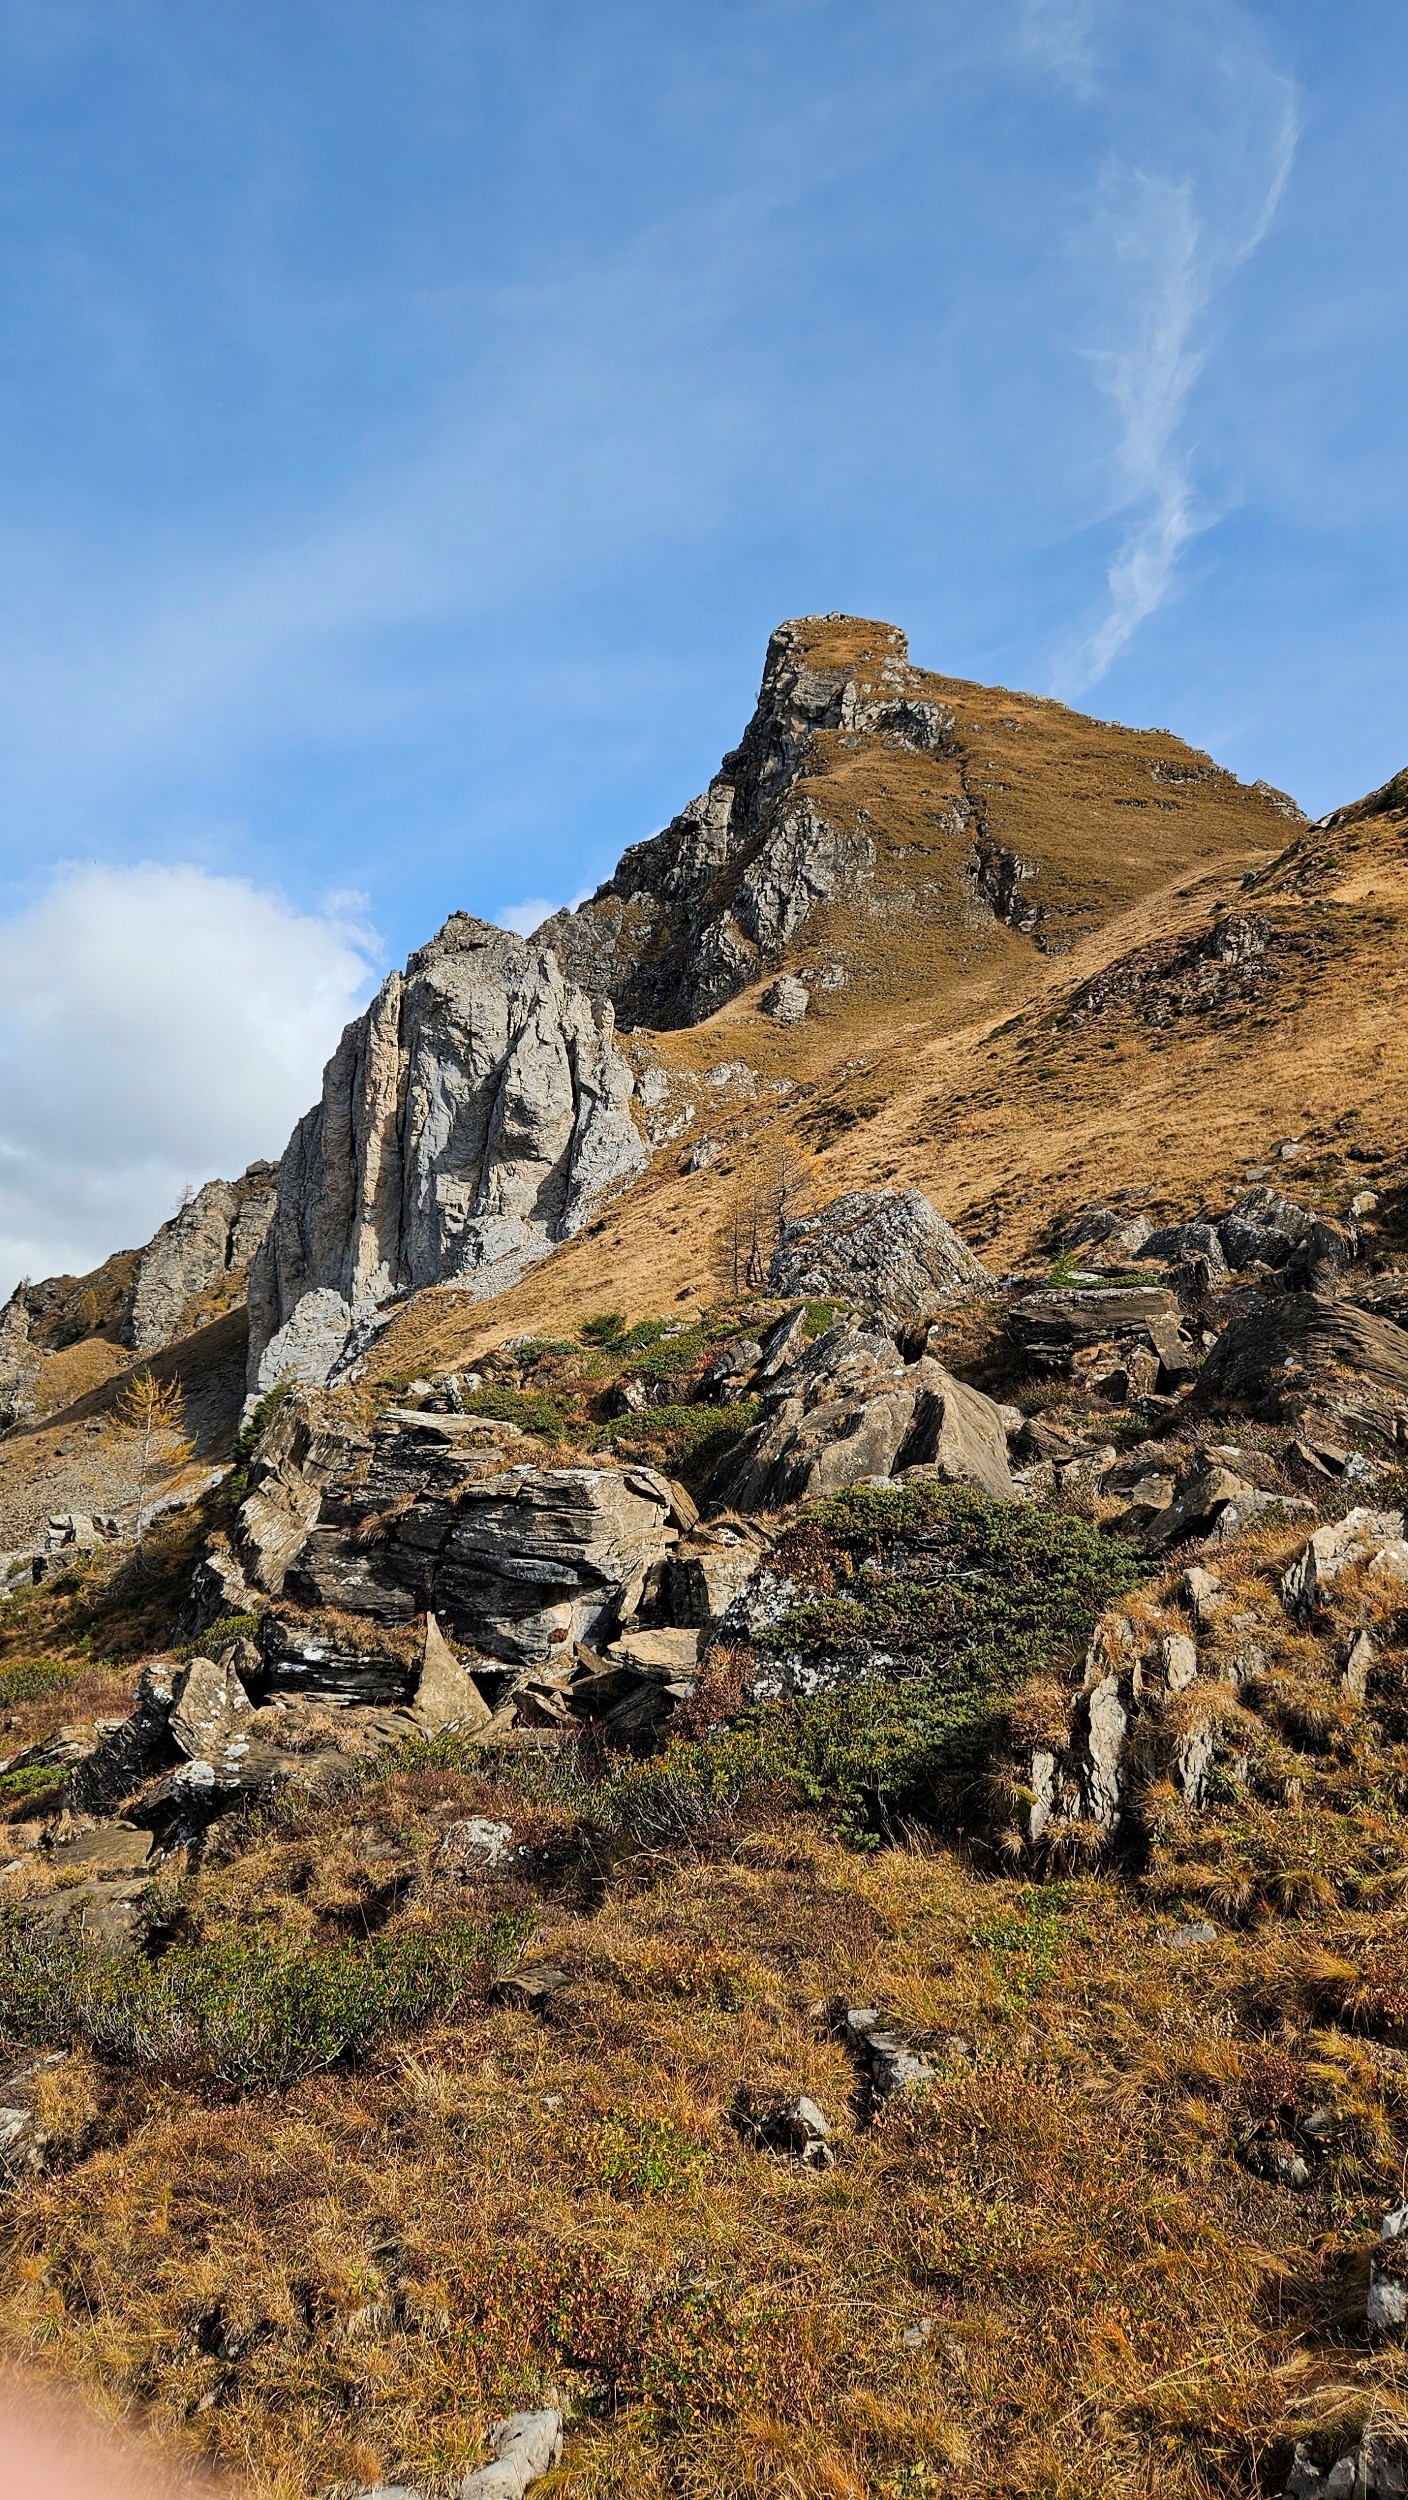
[1008,1284,1183,1373]
[233,1392,677,1667]
[0,1298,39,1430]
[127,1164,277,1355]
[540,620,930,1029]
[711,1320,1014,1513]
[769,1189,993,1325]
[248,917,644,1390]
[1199,1292,1408,1419]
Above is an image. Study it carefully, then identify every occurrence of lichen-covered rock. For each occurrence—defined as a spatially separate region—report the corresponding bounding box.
[248,917,645,1389]
[769,1190,992,1325]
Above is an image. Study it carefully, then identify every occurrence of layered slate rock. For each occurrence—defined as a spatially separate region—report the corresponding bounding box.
[1198,1292,1408,1425]
[247,917,645,1391]
[769,1189,993,1326]
[235,1393,678,1668]
[712,1320,1013,1512]
[1008,1285,1184,1373]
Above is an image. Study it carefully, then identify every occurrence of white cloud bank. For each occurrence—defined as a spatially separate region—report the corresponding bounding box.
[0,863,379,1295]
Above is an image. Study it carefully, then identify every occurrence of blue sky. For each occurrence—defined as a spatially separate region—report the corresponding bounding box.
[0,0,1404,1288]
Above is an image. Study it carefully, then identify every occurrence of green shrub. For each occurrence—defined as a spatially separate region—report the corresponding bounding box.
[0,1911,530,2093]
[229,1378,293,1499]
[589,2110,708,2197]
[463,1385,573,1441]
[510,1338,578,1367]
[602,1486,1140,1843]
[580,1312,628,1346]
[592,1400,759,1483]
[0,1657,91,1708]
[0,1764,69,1805]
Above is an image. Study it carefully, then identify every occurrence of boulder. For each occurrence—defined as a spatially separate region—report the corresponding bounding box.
[769,1189,992,1325]
[1217,1184,1314,1272]
[1059,1207,1153,1264]
[712,1324,1013,1512]
[168,1654,253,1763]
[1138,1220,1229,1280]
[1008,1285,1182,1372]
[734,2092,833,2168]
[1281,1509,1408,1616]
[761,974,810,1023]
[1198,1293,1408,1420]
[844,2008,936,2098]
[460,2407,564,2499]
[661,1527,770,1627]
[411,1614,494,1733]
[1139,1455,1301,1551]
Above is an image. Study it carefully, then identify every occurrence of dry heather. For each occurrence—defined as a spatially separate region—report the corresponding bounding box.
[0,1711,1406,2499]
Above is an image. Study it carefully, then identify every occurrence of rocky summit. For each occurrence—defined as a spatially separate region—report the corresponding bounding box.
[3,617,1408,2500]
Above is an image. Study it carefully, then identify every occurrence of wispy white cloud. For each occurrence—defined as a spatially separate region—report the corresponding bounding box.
[1048,10,1300,697]
[0,863,379,1291]
[1018,0,1102,100]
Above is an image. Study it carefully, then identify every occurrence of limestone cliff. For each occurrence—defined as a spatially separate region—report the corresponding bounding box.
[246,915,644,1393]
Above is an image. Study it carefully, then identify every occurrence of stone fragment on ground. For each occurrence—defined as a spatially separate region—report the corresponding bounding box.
[1285,2432,1408,2496]
[1282,1508,1408,1615]
[844,2008,936,2098]
[761,972,809,1022]
[412,1613,494,1733]
[459,2406,564,2498]
[1369,2202,1408,2333]
[734,2092,833,2167]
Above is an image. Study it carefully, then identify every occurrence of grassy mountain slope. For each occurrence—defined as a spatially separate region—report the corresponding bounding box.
[3,632,1408,2500]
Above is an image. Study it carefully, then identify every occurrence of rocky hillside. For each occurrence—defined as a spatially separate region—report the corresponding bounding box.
[3,622,1408,2500]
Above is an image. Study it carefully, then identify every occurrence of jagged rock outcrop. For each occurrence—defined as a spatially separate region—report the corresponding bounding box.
[711,1319,1014,1512]
[769,1189,993,1325]
[539,622,916,1027]
[0,1298,39,1430]
[247,918,645,1392]
[1008,1284,1185,1374]
[127,1165,277,1355]
[232,1391,679,1667]
[1198,1293,1408,1428]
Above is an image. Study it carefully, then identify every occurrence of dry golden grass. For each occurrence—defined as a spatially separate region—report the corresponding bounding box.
[3,1692,1408,2499]
[373,737,1408,1387]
